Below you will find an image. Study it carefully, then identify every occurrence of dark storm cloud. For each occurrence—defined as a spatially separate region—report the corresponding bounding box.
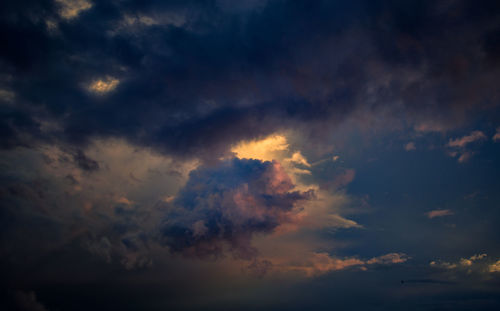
[1,0,500,158]
[160,158,313,259]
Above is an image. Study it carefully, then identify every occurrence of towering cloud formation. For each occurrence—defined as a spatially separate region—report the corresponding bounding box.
[160,158,314,260]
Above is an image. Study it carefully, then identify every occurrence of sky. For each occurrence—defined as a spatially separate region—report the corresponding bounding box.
[1,0,500,310]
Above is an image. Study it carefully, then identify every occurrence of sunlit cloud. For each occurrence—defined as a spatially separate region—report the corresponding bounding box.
[231,134,289,162]
[430,253,487,270]
[225,134,368,276]
[88,76,120,94]
[489,260,500,273]
[428,254,500,277]
[284,151,311,167]
[55,0,93,20]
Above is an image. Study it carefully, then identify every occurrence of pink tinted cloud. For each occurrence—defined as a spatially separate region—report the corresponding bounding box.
[457,151,473,163]
[404,142,416,151]
[493,127,500,142]
[366,253,409,264]
[426,209,454,219]
[447,130,486,148]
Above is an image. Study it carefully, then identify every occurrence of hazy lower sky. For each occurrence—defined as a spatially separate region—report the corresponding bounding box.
[1,1,500,310]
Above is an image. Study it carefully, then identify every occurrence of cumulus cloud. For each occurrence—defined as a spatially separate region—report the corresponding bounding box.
[159,158,314,260]
[426,209,454,219]
[228,134,359,232]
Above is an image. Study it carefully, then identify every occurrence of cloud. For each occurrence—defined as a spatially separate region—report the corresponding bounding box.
[87,76,120,94]
[55,0,93,20]
[447,131,486,148]
[231,134,289,162]
[285,151,311,168]
[72,149,99,171]
[430,253,488,270]
[445,131,487,162]
[493,127,500,142]
[404,142,416,151]
[426,209,454,219]
[230,133,315,178]
[457,151,473,163]
[328,169,356,189]
[284,252,409,277]
[1,1,500,159]
[0,139,197,270]
[1,3,500,307]
[414,121,448,133]
[0,89,15,103]
[366,253,409,265]
[159,158,314,260]
[428,253,500,279]
[489,260,500,273]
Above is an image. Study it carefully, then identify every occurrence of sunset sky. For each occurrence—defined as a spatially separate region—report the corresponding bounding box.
[1,1,500,310]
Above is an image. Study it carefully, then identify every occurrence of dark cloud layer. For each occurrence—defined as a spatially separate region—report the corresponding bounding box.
[161,158,313,259]
[1,0,500,159]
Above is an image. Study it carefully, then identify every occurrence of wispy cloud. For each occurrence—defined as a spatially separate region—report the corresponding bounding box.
[447,131,486,148]
[426,209,454,219]
[284,252,410,277]
[446,131,486,162]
